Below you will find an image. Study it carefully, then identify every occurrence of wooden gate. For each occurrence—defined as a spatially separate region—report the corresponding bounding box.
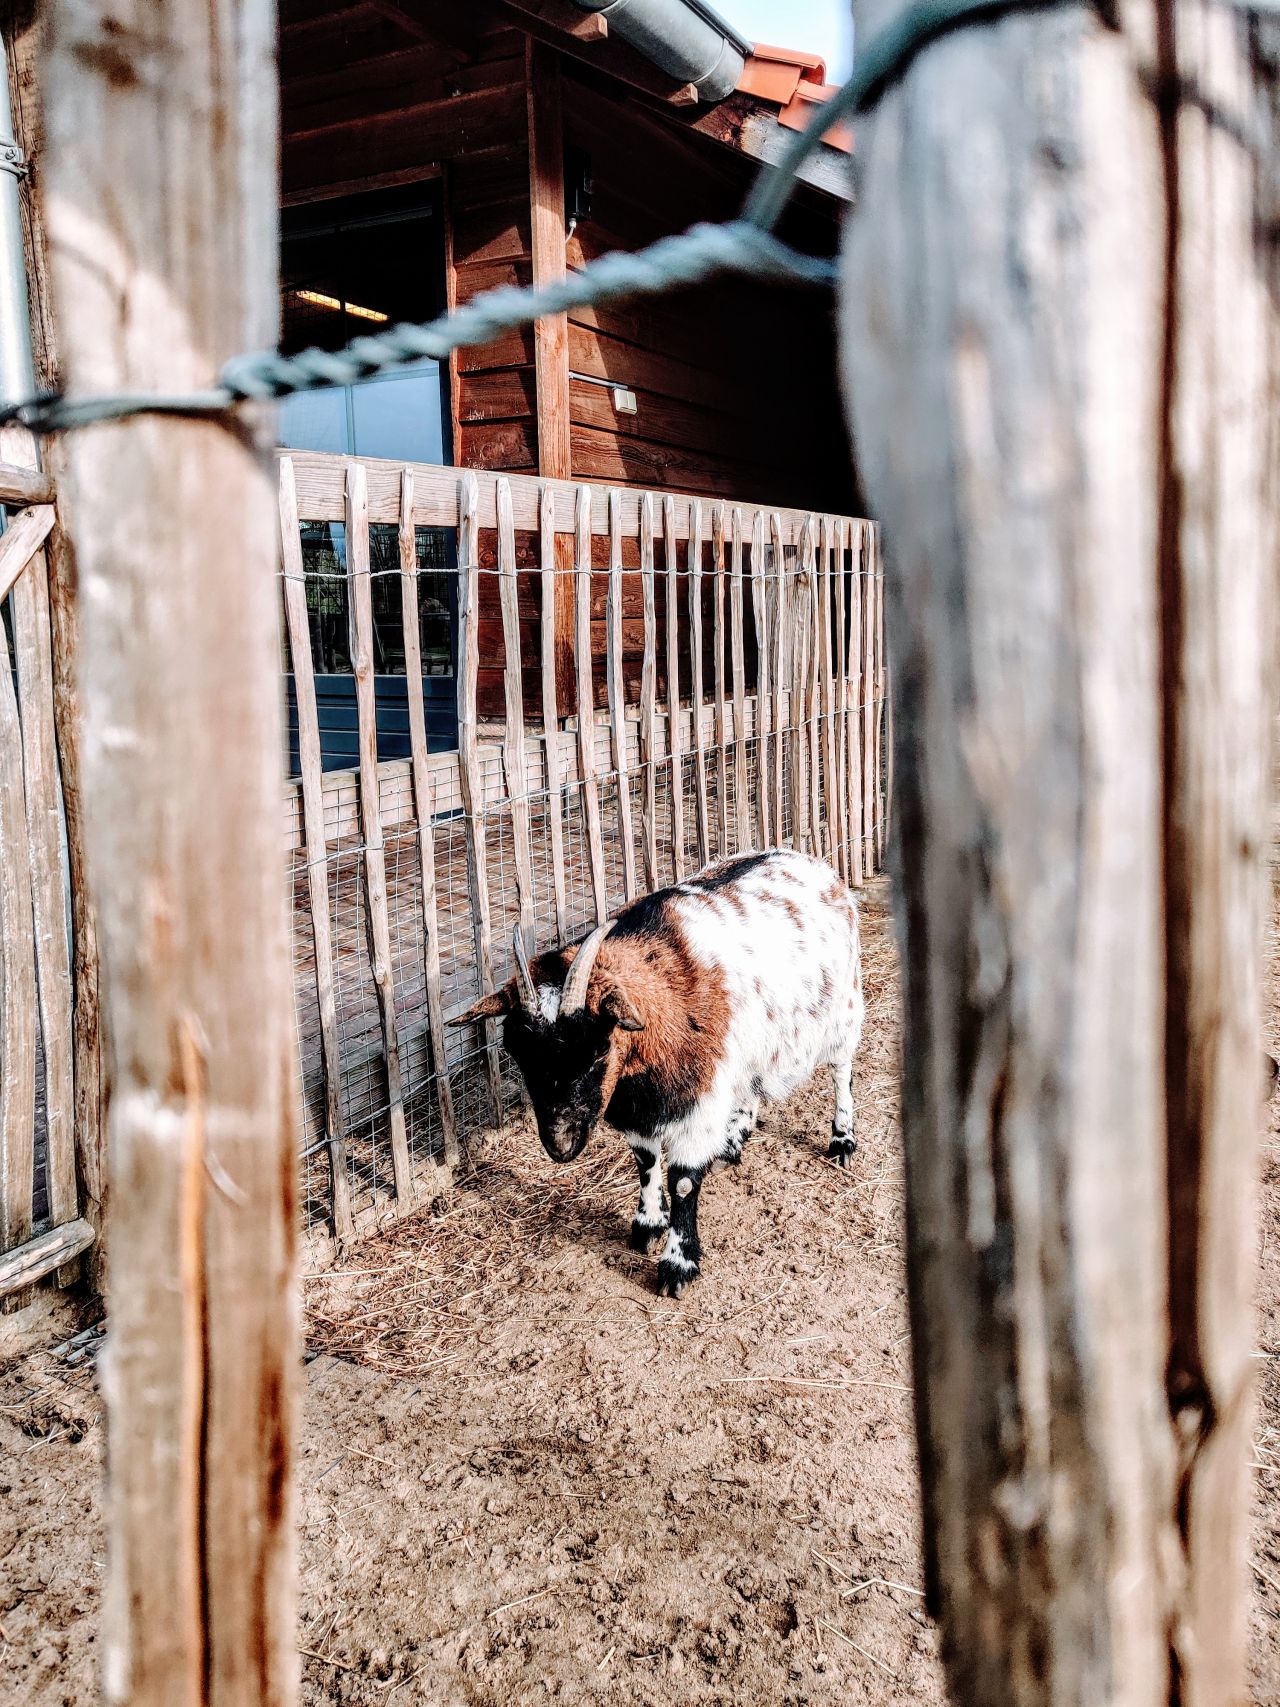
[0,452,91,1301]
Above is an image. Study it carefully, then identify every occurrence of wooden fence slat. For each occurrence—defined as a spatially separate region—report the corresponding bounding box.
[0,623,36,1277]
[638,493,660,888]
[791,520,812,854]
[848,522,865,886]
[711,504,729,855]
[606,490,638,903]
[347,462,413,1207]
[806,518,824,859]
[771,514,787,847]
[457,470,505,1118]
[834,517,850,883]
[538,485,569,941]
[820,517,839,873]
[873,528,887,869]
[688,501,711,868]
[574,486,609,923]
[497,478,536,945]
[0,503,55,604]
[280,458,355,1243]
[6,487,76,1283]
[664,496,686,879]
[750,510,771,848]
[862,519,877,873]
[398,465,459,1174]
[729,508,750,851]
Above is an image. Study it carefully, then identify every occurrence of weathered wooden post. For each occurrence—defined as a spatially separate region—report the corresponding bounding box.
[841,1,1275,1702]
[40,0,297,1701]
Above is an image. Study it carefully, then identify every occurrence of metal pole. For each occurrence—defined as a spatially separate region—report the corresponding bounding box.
[0,35,36,413]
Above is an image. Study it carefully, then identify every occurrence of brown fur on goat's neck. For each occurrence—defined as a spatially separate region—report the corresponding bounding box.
[588,922,731,1102]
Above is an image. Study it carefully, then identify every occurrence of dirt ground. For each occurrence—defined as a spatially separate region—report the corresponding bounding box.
[2,880,1279,1704]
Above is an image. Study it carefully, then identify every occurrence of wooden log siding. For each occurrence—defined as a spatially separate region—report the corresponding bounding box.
[276,451,877,1240]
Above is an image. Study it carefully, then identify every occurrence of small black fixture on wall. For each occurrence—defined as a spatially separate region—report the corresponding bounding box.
[565,145,593,238]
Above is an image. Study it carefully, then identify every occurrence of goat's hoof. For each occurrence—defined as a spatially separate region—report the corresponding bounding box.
[721,1141,743,1167]
[655,1258,699,1298]
[827,1136,857,1168]
[629,1217,668,1254]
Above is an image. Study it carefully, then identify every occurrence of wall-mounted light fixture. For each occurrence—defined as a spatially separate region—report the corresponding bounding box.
[570,370,637,415]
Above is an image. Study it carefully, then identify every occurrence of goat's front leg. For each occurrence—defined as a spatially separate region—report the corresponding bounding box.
[627,1136,668,1252]
[655,1120,724,1297]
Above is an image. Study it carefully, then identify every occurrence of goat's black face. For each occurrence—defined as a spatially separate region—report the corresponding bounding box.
[503,1006,617,1162]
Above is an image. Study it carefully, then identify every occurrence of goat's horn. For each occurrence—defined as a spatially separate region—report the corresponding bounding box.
[512,926,538,1013]
[560,919,615,1014]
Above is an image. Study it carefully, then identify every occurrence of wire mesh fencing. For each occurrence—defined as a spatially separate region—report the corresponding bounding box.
[278,452,888,1251]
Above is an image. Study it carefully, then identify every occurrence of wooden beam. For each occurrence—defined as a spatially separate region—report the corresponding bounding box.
[504,0,608,43]
[527,37,575,706]
[841,1,1275,1702]
[685,92,855,204]
[0,1218,95,1298]
[43,0,297,1701]
[0,502,55,604]
[0,460,55,506]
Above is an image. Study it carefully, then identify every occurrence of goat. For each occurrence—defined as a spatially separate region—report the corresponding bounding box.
[452,849,865,1296]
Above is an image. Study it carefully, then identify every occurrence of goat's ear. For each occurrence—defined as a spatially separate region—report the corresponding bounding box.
[600,985,645,1033]
[448,986,515,1026]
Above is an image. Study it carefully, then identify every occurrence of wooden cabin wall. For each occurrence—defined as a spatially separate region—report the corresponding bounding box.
[278,10,854,723]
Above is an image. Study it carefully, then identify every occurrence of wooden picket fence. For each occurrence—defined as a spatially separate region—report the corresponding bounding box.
[279,451,887,1252]
[0,454,92,1303]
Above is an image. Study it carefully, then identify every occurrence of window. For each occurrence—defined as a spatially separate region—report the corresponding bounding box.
[279,184,449,466]
[299,520,453,680]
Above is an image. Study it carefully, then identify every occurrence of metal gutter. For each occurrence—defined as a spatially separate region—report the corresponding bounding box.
[0,33,36,413]
[570,0,750,102]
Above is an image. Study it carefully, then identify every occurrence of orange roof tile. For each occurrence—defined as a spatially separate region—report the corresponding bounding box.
[736,44,852,156]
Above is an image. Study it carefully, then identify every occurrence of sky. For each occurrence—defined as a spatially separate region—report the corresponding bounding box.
[716,0,854,80]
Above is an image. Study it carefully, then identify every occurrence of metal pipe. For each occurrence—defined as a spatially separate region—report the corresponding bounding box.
[0,33,36,412]
[571,0,749,102]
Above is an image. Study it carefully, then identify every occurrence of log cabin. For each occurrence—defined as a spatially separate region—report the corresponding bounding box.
[272,0,858,757]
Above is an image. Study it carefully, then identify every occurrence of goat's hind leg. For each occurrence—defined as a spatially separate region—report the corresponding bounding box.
[719,1092,759,1166]
[826,1055,857,1167]
[627,1137,668,1252]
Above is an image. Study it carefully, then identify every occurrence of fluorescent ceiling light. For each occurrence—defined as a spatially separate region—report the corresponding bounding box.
[292,289,389,324]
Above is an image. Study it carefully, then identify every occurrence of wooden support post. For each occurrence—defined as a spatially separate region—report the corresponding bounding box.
[606,490,638,903]
[573,487,608,923]
[526,39,574,706]
[398,467,459,1172]
[42,0,297,1694]
[280,459,354,1245]
[538,485,569,938]
[457,471,505,1121]
[688,501,711,868]
[663,496,686,879]
[841,2,1276,1701]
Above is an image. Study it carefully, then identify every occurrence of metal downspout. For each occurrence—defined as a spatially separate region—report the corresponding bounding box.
[0,30,36,414]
